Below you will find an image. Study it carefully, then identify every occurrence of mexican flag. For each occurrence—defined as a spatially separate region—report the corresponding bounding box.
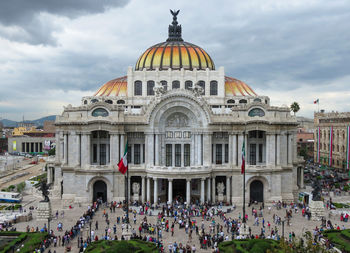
[118,142,128,174]
[241,138,245,174]
[314,98,319,104]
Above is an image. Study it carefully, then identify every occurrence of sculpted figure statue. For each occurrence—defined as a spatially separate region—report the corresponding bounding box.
[311,180,322,201]
[216,182,225,195]
[132,182,140,195]
[40,181,50,202]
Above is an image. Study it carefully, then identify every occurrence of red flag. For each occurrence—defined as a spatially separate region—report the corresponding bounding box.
[118,142,128,174]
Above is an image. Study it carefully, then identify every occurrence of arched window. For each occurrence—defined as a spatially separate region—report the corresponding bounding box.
[147,80,155,95]
[248,108,265,117]
[227,99,235,104]
[198,80,205,95]
[265,99,268,104]
[117,100,125,104]
[254,98,262,103]
[92,108,109,117]
[105,100,113,104]
[185,80,192,90]
[160,80,167,91]
[172,80,180,89]
[83,100,88,104]
[239,99,247,104]
[91,99,98,103]
[210,80,218,95]
[134,81,142,96]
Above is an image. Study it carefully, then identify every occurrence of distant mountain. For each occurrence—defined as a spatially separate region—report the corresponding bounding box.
[1,115,57,127]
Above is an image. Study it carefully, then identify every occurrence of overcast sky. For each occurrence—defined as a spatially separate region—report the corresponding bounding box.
[0,0,349,121]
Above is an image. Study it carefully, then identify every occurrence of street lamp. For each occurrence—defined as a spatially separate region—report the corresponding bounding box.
[282,220,285,239]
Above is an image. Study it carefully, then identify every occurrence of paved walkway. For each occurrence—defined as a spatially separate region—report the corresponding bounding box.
[11,195,350,252]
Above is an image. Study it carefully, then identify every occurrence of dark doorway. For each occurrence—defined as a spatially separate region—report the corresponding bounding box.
[250,180,263,203]
[173,179,186,203]
[93,180,107,202]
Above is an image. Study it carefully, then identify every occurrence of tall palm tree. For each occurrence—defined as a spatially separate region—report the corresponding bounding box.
[290,102,300,115]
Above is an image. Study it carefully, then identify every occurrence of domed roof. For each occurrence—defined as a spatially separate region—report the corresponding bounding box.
[225,76,257,96]
[135,41,215,71]
[135,10,215,71]
[93,75,257,97]
[94,76,127,97]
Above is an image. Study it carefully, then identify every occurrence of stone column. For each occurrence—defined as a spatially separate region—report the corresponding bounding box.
[110,133,119,166]
[288,133,293,165]
[238,134,244,166]
[186,179,191,205]
[153,178,158,204]
[81,133,91,167]
[145,134,154,167]
[207,178,211,202]
[201,178,205,204]
[168,179,173,204]
[47,167,52,184]
[280,132,288,166]
[212,177,216,202]
[229,135,233,164]
[191,134,195,166]
[198,134,203,165]
[68,131,79,166]
[276,134,281,165]
[300,168,304,188]
[203,133,212,166]
[232,134,237,166]
[155,134,160,166]
[172,144,175,167]
[181,143,184,167]
[146,177,151,202]
[141,176,145,203]
[226,176,231,203]
[64,133,68,165]
[120,134,125,159]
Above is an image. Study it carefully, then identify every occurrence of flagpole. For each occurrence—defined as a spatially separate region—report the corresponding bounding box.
[126,147,129,227]
[242,131,246,225]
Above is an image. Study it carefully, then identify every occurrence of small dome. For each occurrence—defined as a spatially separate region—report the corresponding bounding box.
[135,41,215,71]
[225,76,257,96]
[94,76,127,97]
[135,10,214,71]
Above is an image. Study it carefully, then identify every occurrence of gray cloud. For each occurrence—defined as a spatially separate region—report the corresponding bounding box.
[0,0,129,45]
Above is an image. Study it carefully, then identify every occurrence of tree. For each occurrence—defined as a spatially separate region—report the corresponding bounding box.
[290,102,300,115]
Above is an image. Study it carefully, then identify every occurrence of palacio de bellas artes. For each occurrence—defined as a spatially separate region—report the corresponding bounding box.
[49,11,303,207]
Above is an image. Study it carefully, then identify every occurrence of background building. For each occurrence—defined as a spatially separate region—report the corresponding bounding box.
[7,121,56,154]
[51,12,302,205]
[314,111,350,169]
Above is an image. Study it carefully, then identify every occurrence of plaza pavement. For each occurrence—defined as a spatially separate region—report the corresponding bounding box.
[12,192,350,253]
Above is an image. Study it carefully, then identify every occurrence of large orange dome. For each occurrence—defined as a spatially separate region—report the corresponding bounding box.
[135,41,215,71]
[135,10,214,71]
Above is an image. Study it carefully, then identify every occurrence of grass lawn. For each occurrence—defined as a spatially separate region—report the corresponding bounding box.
[85,239,158,253]
[219,239,282,253]
[0,231,47,253]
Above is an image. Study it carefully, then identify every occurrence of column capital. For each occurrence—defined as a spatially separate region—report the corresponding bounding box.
[201,178,206,181]
[186,178,191,182]
[168,178,173,182]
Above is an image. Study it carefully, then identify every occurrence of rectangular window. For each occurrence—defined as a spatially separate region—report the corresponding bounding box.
[216,144,222,164]
[100,144,106,165]
[93,144,97,163]
[250,144,256,165]
[142,144,145,163]
[134,144,140,164]
[258,144,263,163]
[127,145,132,164]
[175,144,181,167]
[166,144,172,166]
[225,144,229,163]
[184,144,190,166]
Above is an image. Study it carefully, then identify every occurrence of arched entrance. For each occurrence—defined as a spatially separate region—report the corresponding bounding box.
[93,180,107,202]
[250,180,263,203]
[173,179,186,203]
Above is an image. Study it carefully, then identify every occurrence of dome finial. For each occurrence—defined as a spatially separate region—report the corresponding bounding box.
[167,9,183,42]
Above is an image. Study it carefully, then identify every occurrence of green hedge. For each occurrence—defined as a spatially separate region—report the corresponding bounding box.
[0,232,47,253]
[323,229,350,252]
[85,239,158,253]
[218,239,282,253]
[332,202,350,208]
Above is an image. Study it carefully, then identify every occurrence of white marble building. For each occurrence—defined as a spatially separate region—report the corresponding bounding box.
[49,12,303,205]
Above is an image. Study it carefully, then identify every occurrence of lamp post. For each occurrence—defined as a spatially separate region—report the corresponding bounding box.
[89,221,92,243]
[282,220,285,239]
